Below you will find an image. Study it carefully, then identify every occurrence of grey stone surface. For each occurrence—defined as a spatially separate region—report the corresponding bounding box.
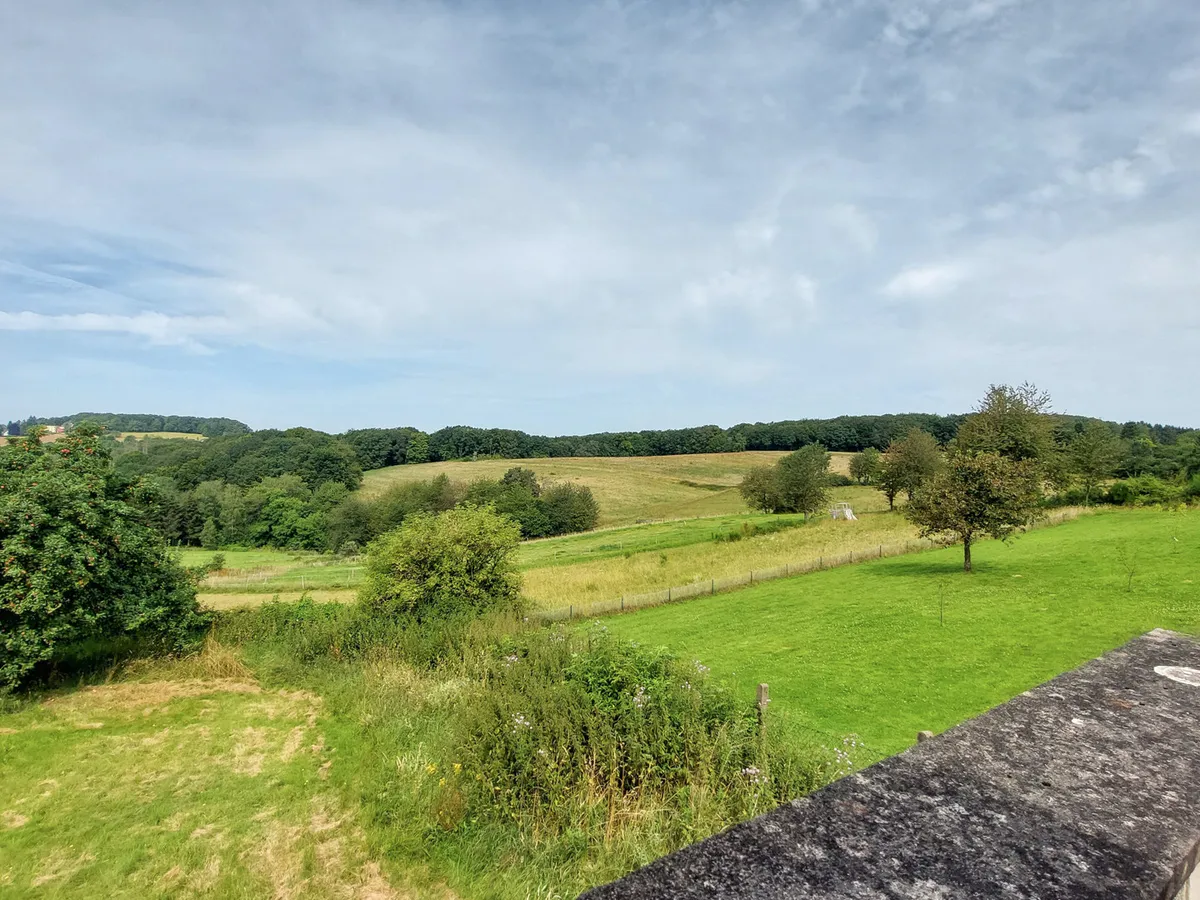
[582,629,1200,900]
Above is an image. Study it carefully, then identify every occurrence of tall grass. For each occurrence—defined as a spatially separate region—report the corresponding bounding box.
[523,510,919,609]
[213,599,847,897]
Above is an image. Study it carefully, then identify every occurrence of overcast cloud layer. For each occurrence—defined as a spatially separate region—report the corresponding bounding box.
[2,0,1199,432]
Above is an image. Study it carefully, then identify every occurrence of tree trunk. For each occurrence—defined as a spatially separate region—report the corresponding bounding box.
[963,537,972,573]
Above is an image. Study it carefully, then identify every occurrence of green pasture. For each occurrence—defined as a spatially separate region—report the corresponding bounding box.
[604,508,1200,760]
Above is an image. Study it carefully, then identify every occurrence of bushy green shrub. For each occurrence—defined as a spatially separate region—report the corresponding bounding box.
[1185,475,1200,502]
[451,625,840,834]
[359,505,523,622]
[1,427,206,691]
[1106,476,1178,506]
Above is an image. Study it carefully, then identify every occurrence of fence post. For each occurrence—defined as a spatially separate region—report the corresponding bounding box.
[621,596,624,611]
[569,604,573,619]
[757,683,770,732]
[711,579,715,595]
[668,587,671,602]
[879,544,883,558]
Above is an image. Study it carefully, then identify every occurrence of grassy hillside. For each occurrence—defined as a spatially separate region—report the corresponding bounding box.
[605,508,1200,759]
[361,451,855,527]
[522,500,917,610]
[183,485,895,610]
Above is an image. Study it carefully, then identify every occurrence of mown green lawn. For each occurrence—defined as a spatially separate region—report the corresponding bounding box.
[605,508,1200,759]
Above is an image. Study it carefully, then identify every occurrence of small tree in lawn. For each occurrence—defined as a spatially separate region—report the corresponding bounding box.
[849,447,882,485]
[1069,420,1122,504]
[906,451,1042,572]
[359,504,523,622]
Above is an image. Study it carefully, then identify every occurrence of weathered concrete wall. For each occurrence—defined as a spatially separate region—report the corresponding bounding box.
[585,629,1200,900]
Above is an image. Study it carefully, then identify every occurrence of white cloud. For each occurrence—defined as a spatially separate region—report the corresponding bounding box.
[883,263,968,299]
[0,311,233,348]
[794,275,818,310]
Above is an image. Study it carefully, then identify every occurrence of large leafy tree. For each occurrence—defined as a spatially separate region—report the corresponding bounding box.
[906,451,1042,572]
[1,426,205,691]
[739,444,830,517]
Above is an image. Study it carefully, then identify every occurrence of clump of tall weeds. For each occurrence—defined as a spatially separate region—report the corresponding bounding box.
[446,623,840,843]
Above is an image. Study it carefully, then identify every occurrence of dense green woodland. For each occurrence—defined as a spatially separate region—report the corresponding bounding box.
[8,413,250,437]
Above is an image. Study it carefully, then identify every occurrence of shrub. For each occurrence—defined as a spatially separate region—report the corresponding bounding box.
[452,625,840,835]
[1185,475,1200,502]
[1106,476,1178,506]
[359,505,523,623]
[1,426,207,691]
[541,482,600,535]
[827,473,854,487]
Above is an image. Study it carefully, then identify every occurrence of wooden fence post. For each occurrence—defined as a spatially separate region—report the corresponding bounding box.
[757,683,770,731]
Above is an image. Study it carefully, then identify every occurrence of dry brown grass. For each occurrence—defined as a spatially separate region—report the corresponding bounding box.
[361,451,854,527]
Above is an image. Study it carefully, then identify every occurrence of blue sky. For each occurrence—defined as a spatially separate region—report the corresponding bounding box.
[2,0,1199,433]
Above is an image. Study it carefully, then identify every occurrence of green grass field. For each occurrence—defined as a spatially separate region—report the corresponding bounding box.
[361,451,854,527]
[4,506,1197,898]
[604,507,1200,760]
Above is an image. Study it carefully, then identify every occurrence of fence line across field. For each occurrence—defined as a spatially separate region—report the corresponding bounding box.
[533,509,1083,624]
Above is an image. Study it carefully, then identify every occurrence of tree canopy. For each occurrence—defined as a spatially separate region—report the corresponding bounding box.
[906,451,1042,572]
[739,444,830,517]
[877,429,942,510]
[0,426,205,690]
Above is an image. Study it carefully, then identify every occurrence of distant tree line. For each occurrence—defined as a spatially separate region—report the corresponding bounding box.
[113,428,362,490]
[12,413,251,437]
[132,464,600,553]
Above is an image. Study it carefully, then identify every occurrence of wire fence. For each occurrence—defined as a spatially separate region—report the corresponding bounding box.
[532,508,1086,623]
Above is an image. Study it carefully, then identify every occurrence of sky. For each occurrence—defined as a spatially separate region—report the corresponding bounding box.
[2,0,1199,434]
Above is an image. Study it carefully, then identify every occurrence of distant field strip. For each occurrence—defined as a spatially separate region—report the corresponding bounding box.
[534,509,1087,620]
[361,451,855,527]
